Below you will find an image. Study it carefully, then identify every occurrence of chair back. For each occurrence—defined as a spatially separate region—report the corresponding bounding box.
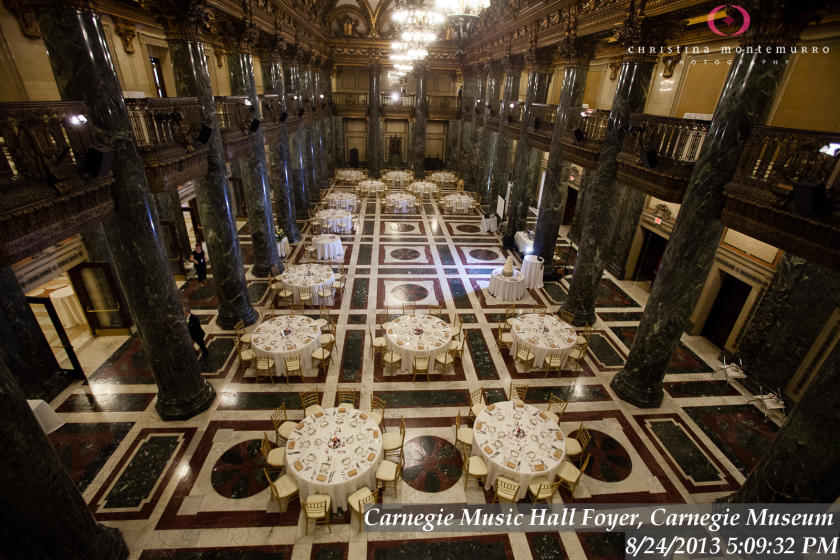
[549,395,568,417]
[414,355,430,371]
[337,386,357,408]
[496,478,520,501]
[257,356,270,370]
[264,468,281,501]
[454,315,463,329]
[235,320,245,338]
[403,302,416,314]
[505,305,516,319]
[538,480,562,500]
[261,433,272,462]
[455,410,461,430]
[399,417,406,438]
[471,388,484,406]
[359,489,378,515]
[300,389,319,409]
[284,354,301,370]
[511,382,528,401]
[429,304,442,317]
[271,404,288,426]
[576,422,592,450]
[290,302,304,314]
[305,499,328,519]
[560,309,575,324]
[515,346,532,362]
[533,304,547,314]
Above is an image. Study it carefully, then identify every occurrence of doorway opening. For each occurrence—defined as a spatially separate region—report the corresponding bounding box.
[562,187,578,225]
[701,272,752,350]
[632,228,669,293]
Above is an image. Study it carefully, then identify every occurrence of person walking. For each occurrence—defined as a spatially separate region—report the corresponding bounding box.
[184,307,209,357]
[190,242,207,285]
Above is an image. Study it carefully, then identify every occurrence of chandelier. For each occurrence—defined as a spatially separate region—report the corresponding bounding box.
[390,0,443,63]
[435,0,489,52]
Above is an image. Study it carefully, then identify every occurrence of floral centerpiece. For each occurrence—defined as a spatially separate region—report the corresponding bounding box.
[512,424,526,439]
[275,227,286,243]
[539,325,550,334]
[412,327,424,336]
[282,327,293,337]
[327,435,344,449]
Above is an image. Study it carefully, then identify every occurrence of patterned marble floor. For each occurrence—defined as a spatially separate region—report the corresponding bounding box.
[43,184,785,560]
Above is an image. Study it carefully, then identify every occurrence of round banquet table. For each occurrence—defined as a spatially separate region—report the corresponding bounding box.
[339,170,364,183]
[472,400,566,501]
[509,313,576,369]
[408,181,436,196]
[386,192,414,212]
[251,315,322,375]
[488,268,527,301]
[384,314,452,372]
[521,255,544,289]
[312,234,344,260]
[326,192,357,210]
[277,237,291,257]
[286,407,384,512]
[358,180,385,197]
[280,264,335,304]
[443,194,473,213]
[49,286,86,328]
[383,171,411,187]
[316,209,352,233]
[428,171,456,183]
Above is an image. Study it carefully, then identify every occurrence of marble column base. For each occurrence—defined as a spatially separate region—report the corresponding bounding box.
[610,370,664,408]
[155,378,216,420]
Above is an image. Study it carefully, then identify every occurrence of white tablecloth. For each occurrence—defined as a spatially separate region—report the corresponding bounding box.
[509,314,576,369]
[358,180,385,197]
[49,286,85,329]
[521,255,544,289]
[281,265,335,304]
[488,268,527,301]
[514,231,534,254]
[312,234,344,260]
[472,401,566,501]
[384,315,452,372]
[287,407,384,512]
[277,238,291,257]
[27,400,64,434]
[386,193,415,212]
[428,172,456,183]
[443,194,472,213]
[339,170,364,183]
[408,181,436,195]
[326,192,357,210]
[316,210,352,233]
[251,315,322,375]
[383,171,411,187]
[481,215,498,233]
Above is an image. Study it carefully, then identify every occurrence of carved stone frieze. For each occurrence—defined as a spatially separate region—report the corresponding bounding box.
[3,0,41,38]
[113,17,136,54]
[661,53,680,78]
[140,0,209,42]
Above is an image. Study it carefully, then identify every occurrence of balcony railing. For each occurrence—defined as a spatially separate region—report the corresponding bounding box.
[381,93,416,107]
[427,96,460,110]
[259,94,283,143]
[215,96,255,160]
[722,126,840,271]
[332,93,368,107]
[0,101,114,266]
[560,107,610,170]
[126,97,210,193]
[616,114,710,203]
[530,103,558,130]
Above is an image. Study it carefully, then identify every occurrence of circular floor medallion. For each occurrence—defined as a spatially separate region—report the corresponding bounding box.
[390,248,422,261]
[402,436,463,493]
[211,439,278,499]
[457,224,482,233]
[577,429,632,483]
[388,223,415,232]
[469,248,501,261]
[390,283,430,302]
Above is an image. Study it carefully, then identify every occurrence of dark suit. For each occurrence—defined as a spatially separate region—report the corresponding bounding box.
[187,313,208,355]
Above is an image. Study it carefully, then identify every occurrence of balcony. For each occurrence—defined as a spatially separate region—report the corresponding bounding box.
[486,100,502,129]
[381,93,415,119]
[0,101,114,267]
[259,94,283,144]
[528,103,558,150]
[126,97,209,193]
[560,107,609,170]
[427,96,461,120]
[502,102,524,140]
[215,96,255,160]
[722,126,840,271]
[332,93,368,118]
[462,96,475,124]
[284,94,303,132]
[617,114,710,203]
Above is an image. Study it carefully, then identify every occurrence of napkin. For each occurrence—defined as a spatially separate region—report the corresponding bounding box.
[359,413,368,420]
[288,441,296,450]
[316,474,327,482]
[418,345,425,350]
[486,404,495,412]
[388,329,393,334]
[338,407,346,413]
[373,430,379,438]
[296,422,305,430]
[555,432,564,440]
[367,452,376,462]
[435,342,442,347]
[476,422,483,430]
[539,413,548,420]
[398,340,404,346]
[554,449,563,459]
[539,314,546,317]
[294,461,304,471]
[289,314,295,318]
[549,343,557,348]
[314,411,324,418]
[515,401,525,408]
[347,469,357,477]
[534,463,545,472]
[483,445,493,454]
[506,461,516,469]
[394,318,401,323]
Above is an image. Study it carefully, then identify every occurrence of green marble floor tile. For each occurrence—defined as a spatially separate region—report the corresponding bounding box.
[448,278,471,309]
[525,384,611,403]
[543,282,567,304]
[347,314,367,325]
[247,282,268,304]
[484,388,507,404]
[374,389,470,407]
[103,435,180,509]
[587,334,625,367]
[437,245,455,265]
[358,244,372,265]
[340,331,364,381]
[466,330,500,380]
[217,392,304,410]
[648,419,723,483]
[364,221,375,235]
[352,278,369,309]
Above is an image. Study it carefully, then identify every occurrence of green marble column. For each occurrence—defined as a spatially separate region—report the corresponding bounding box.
[489,59,522,209]
[532,45,594,274]
[479,61,503,211]
[367,60,383,178]
[159,33,257,328]
[285,62,310,219]
[301,64,321,204]
[502,62,551,248]
[567,168,593,245]
[0,266,63,399]
[446,119,460,170]
[260,54,300,244]
[611,44,795,408]
[227,51,280,277]
[465,70,487,192]
[722,339,840,503]
[37,3,214,420]
[0,358,129,559]
[604,186,646,279]
[412,62,428,176]
[458,64,478,187]
[562,53,656,325]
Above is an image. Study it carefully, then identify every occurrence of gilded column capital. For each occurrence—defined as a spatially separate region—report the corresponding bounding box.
[613,10,687,64]
[500,53,523,77]
[141,0,209,42]
[558,35,602,71]
[483,59,504,80]
[366,56,383,75]
[737,0,828,48]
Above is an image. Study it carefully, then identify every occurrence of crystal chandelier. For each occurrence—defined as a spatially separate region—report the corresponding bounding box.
[390,0,443,63]
[435,0,489,52]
